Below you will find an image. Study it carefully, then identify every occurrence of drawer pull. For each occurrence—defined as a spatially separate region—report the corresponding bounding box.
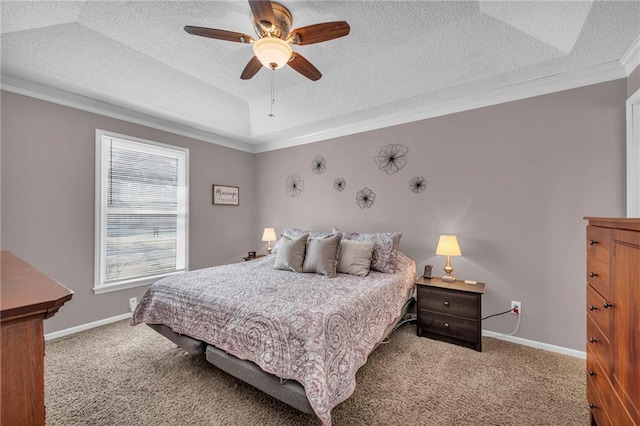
[589,337,598,344]
[443,301,449,306]
[589,305,597,311]
[588,370,596,377]
[589,272,598,278]
[603,301,612,309]
[444,322,450,328]
[589,403,597,410]
[589,239,598,246]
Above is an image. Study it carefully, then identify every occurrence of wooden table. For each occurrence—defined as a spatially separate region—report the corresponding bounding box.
[1,251,73,426]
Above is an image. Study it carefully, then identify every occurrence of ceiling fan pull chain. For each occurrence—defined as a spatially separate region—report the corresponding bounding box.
[268,69,276,118]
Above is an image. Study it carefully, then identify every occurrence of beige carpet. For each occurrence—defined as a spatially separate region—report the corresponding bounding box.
[45,320,588,425]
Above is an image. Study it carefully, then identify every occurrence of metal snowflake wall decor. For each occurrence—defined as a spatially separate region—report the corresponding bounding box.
[409,176,427,193]
[333,177,346,192]
[285,173,305,197]
[374,144,409,175]
[356,187,376,208]
[311,156,327,174]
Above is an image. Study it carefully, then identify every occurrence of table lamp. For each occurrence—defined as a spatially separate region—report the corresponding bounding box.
[436,235,461,282]
[262,227,277,254]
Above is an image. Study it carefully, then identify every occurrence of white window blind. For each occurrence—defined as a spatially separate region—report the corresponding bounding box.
[95,130,188,293]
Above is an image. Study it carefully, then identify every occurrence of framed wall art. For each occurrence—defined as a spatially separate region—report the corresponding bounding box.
[212,184,239,206]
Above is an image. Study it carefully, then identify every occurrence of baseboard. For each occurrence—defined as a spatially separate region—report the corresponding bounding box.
[482,329,586,359]
[44,313,133,341]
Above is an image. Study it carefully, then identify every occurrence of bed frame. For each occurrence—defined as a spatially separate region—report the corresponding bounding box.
[147,296,415,415]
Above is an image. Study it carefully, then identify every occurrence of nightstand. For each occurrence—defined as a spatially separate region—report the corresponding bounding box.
[415,277,485,352]
[243,254,266,261]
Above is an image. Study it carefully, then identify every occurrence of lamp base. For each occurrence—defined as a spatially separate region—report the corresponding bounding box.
[442,274,456,283]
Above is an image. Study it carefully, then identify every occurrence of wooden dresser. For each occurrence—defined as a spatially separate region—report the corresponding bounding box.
[584,218,639,426]
[1,251,73,426]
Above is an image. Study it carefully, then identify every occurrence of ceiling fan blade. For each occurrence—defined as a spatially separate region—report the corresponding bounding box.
[288,21,350,45]
[288,52,322,81]
[248,0,275,27]
[241,56,263,80]
[184,26,253,43]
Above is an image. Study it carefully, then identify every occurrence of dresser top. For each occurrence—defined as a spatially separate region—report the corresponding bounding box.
[1,251,73,320]
[415,276,485,294]
[584,217,640,231]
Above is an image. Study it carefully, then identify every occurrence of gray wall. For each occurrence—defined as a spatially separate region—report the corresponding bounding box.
[255,79,628,351]
[1,91,257,333]
[0,77,630,350]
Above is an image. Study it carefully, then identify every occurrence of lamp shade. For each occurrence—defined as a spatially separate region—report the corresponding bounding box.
[435,235,461,256]
[252,37,292,70]
[262,227,277,242]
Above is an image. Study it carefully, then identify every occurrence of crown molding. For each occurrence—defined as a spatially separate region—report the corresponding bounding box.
[621,33,640,76]
[0,73,257,153]
[2,58,629,155]
[254,61,628,153]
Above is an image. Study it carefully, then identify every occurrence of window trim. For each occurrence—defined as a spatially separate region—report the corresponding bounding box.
[94,129,189,294]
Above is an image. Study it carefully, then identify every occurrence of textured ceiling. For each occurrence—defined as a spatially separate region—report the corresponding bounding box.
[2,1,639,151]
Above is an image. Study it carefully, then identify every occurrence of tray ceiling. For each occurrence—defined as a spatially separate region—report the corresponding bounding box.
[2,1,639,152]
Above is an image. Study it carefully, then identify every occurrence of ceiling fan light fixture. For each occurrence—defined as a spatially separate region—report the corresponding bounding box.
[253,37,292,70]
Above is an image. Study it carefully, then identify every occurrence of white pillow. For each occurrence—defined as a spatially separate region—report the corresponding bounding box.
[337,239,376,277]
[303,235,341,277]
[274,234,308,272]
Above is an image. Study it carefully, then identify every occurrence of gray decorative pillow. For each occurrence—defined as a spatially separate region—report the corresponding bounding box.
[303,235,342,277]
[272,228,331,254]
[332,227,402,274]
[337,239,376,277]
[274,234,308,272]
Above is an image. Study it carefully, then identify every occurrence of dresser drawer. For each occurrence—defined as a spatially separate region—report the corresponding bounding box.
[587,317,610,378]
[587,226,610,264]
[587,353,608,400]
[587,284,611,338]
[587,256,610,299]
[587,381,611,426]
[417,286,478,319]
[587,355,635,426]
[418,310,479,343]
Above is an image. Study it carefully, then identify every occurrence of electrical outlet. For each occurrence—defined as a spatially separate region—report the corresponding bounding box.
[129,297,137,312]
[511,300,521,315]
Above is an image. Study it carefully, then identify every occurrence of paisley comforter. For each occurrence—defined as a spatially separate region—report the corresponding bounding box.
[131,252,416,425]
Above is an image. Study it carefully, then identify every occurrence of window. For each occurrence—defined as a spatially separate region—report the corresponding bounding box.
[94,130,188,294]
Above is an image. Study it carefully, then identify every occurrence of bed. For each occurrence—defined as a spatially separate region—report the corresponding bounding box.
[131,236,416,426]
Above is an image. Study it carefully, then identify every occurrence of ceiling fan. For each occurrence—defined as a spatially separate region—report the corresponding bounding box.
[184,0,350,81]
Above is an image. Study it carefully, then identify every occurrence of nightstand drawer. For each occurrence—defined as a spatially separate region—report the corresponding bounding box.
[418,310,479,343]
[417,285,478,319]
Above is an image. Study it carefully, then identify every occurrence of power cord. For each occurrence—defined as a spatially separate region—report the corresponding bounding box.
[503,313,521,336]
[481,309,512,320]
[482,308,521,336]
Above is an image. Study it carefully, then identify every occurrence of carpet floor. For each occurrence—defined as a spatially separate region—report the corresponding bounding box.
[45,320,588,425]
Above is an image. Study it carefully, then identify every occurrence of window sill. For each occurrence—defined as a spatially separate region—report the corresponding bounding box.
[93,270,185,294]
